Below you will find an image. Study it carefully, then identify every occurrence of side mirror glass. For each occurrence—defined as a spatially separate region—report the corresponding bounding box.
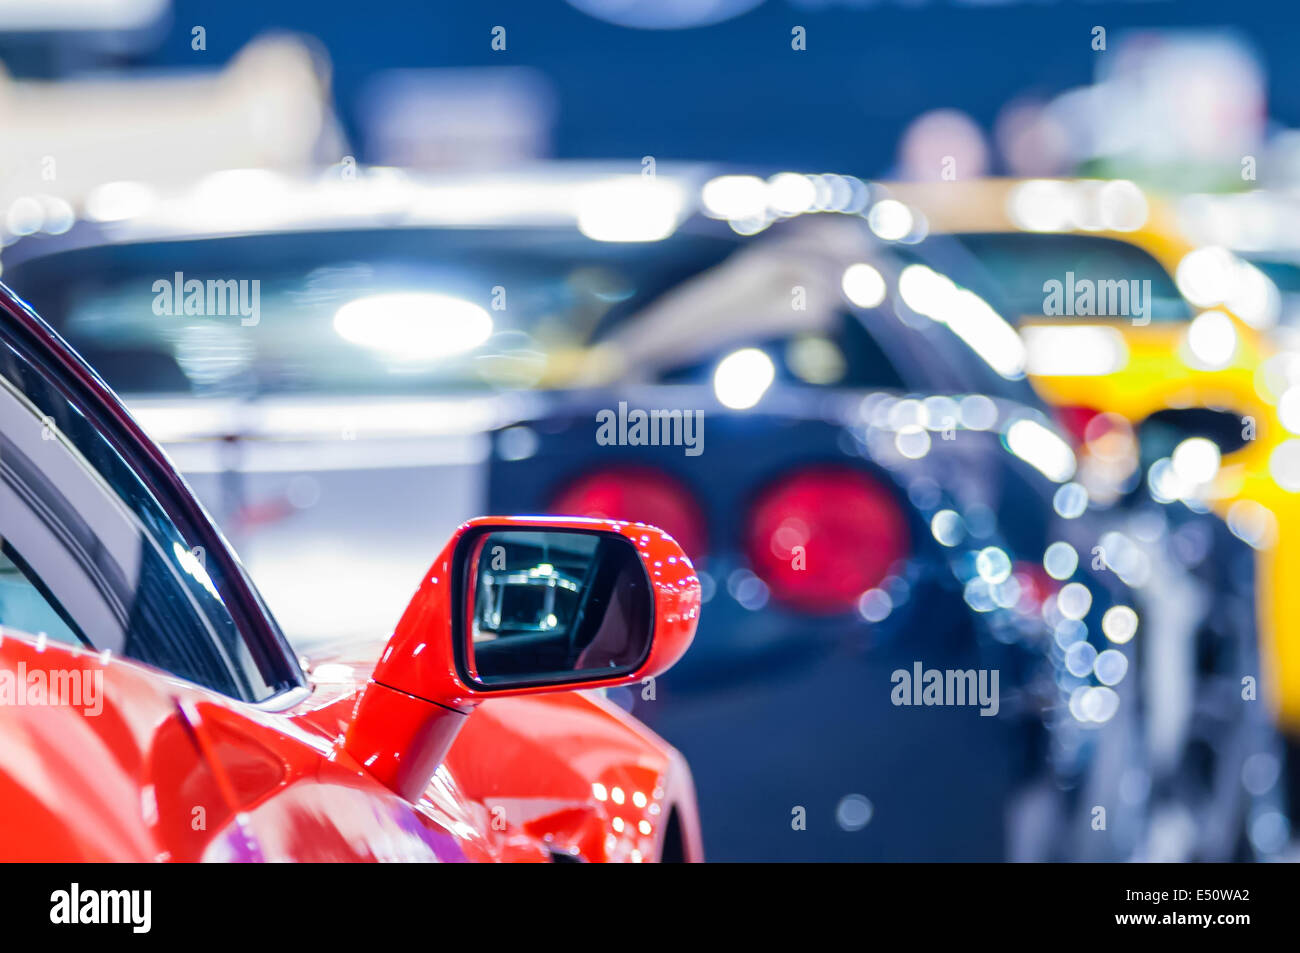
[457,528,652,689]
[347,516,698,801]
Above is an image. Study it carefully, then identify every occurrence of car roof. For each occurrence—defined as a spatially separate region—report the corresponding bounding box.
[0,162,921,270]
[880,177,1194,274]
[0,162,736,265]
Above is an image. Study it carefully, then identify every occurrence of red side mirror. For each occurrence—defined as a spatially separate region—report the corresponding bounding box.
[345,516,700,801]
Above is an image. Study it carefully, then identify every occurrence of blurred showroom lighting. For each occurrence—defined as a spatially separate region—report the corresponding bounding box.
[1269,439,1300,493]
[766,173,816,215]
[1097,180,1149,232]
[1279,387,1300,435]
[1093,648,1129,687]
[895,425,931,459]
[1007,178,1147,234]
[841,262,888,308]
[1227,259,1280,328]
[1053,481,1089,518]
[975,546,1012,584]
[835,793,874,831]
[944,289,1026,379]
[85,180,158,222]
[1005,419,1076,482]
[1176,246,1235,306]
[700,175,767,221]
[786,335,845,385]
[4,197,42,236]
[898,263,954,315]
[931,510,964,547]
[1101,605,1139,644]
[1057,581,1092,620]
[1079,686,1120,724]
[713,347,775,410]
[1007,179,1073,232]
[1064,640,1097,677]
[40,196,75,234]
[1043,541,1078,580]
[959,394,998,430]
[1174,247,1278,328]
[1227,499,1278,550]
[333,292,493,360]
[576,177,684,242]
[898,264,1026,378]
[994,98,1071,178]
[1184,310,1237,369]
[866,199,913,241]
[1022,325,1128,376]
[1170,437,1221,486]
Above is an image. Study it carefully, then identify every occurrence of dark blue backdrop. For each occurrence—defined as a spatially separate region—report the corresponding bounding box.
[146,0,1294,175]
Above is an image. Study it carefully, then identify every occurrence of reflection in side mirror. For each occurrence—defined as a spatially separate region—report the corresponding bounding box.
[346,516,698,802]
[459,529,652,689]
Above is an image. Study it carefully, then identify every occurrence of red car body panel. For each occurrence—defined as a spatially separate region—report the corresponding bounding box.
[0,603,702,862]
[0,282,704,862]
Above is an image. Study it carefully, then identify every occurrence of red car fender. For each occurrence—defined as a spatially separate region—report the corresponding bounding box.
[0,630,472,862]
[290,649,702,862]
[0,630,227,861]
[0,627,700,862]
[444,690,703,862]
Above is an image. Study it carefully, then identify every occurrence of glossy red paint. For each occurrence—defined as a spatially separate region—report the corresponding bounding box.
[373,516,699,710]
[0,604,703,861]
[447,691,703,862]
[345,515,701,803]
[0,626,477,861]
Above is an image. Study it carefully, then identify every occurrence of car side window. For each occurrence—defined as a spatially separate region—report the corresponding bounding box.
[0,548,83,647]
[0,336,284,702]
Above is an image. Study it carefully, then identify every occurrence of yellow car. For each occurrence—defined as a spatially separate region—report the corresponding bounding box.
[887,177,1300,731]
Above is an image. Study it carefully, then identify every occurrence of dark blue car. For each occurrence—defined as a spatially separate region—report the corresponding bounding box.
[481,200,1275,861]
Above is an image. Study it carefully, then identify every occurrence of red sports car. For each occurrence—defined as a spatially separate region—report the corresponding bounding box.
[0,281,703,862]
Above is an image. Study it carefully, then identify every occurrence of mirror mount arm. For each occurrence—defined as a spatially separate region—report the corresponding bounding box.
[342,532,475,802]
[341,516,700,804]
[343,681,471,803]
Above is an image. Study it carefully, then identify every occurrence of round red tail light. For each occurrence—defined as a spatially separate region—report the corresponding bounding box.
[746,466,909,614]
[550,467,706,561]
[1055,405,1102,448]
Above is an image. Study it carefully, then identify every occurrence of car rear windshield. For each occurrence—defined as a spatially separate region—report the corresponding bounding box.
[945,232,1191,323]
[4,228,741,398]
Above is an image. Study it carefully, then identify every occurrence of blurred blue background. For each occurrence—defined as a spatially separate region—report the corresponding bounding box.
[93,0,1300,173]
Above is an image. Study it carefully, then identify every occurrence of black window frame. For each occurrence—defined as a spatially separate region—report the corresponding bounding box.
[0,281,306,704]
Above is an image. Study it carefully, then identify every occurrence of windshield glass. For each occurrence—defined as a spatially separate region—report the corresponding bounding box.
[6,228,740,398]
[4,222,1039,404]
[944,232,1191,323]
[1248,257,1300,326]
